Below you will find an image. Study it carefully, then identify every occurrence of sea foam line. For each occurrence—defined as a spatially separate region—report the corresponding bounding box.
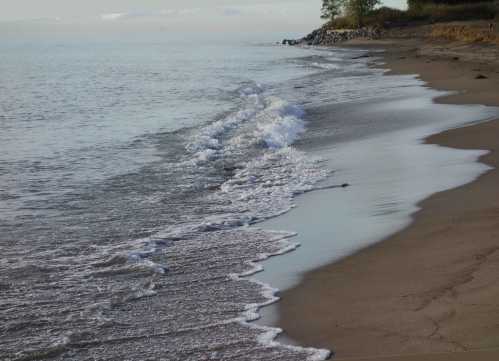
[116,82,332,359]
[229,230,331,361]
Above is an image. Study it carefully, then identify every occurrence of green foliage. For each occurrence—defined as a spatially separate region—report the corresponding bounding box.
[409,0,496,7]
[322,0,381,26]
[323,0,498,28]
[408,0,497,12]
[407,0,426,12]
[361,6,411,27]
[321,0,346,19]
[410,2,498,22]
[329,15,357,28]
[345,0,381,27]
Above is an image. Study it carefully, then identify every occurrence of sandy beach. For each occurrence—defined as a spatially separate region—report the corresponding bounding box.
[277,30,499,360]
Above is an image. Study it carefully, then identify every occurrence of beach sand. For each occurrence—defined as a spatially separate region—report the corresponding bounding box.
[277,34,499,360]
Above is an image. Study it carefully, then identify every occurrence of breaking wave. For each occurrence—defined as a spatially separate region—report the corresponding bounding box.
[2,81,331,360]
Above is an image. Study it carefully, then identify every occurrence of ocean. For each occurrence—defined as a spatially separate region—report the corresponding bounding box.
[1,31,496,360]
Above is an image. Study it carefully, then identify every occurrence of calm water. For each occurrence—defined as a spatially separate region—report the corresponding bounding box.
[2,31,495,360]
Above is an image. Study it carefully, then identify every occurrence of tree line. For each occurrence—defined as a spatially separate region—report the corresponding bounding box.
[408,0,496,7]
[321,0,498,26]
[321,0,380,26]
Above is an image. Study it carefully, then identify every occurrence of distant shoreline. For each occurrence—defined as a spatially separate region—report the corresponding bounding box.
[277,26,499,360]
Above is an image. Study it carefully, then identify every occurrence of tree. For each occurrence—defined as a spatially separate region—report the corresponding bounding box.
[321,0,346,20]
[321,0,381,26]
[408,0,495,9]
[407,0,426,12]
[345,0,380,27]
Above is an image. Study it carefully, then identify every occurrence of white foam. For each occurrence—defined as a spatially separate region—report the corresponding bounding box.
[98,82,331,359]
[255,97,306,149]
[311,61,340,70]
[228,231,331,361]
[187,84,308,165]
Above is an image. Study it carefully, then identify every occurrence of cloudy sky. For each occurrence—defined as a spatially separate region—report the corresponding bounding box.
[1,0,407,31]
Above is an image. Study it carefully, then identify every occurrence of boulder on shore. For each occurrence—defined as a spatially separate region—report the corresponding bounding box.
[282,27,381,46]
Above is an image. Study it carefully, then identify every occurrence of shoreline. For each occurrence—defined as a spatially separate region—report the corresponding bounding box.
[276,36,499,360]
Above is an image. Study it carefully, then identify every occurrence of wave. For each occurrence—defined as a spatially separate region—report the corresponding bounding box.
[186,84,307,163]
[4,81,331,361]
[113,83,332,359]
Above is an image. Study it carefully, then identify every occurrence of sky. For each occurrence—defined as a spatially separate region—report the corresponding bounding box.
[0,0,408,32]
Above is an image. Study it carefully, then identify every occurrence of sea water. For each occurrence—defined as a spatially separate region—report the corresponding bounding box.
[1,30,497,360]
[0,31,357,360]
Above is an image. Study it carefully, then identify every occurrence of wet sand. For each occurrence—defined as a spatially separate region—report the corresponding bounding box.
[277,36,499,359]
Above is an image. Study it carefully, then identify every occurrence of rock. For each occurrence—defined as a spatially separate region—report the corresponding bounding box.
[282,26,382,47]
[223,166,238,173]
[282,39,300,46]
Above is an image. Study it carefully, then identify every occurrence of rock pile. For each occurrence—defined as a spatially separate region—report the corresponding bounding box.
[283,27,381,46]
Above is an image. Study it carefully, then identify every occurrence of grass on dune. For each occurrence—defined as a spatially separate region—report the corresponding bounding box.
[430,23,499,44]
